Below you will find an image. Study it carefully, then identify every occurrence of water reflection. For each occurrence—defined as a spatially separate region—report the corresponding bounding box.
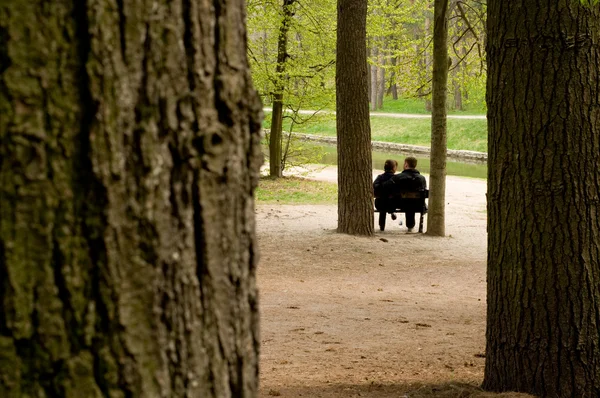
[262,142,488,179]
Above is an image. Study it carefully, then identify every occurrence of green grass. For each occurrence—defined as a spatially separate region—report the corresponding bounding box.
[376,97,432,114]
[377,97,487,116]
[288,96,487,115]
[264,112,488,153]
[256,176,337,204]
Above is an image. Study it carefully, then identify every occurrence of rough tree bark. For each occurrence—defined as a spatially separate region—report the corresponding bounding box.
[269,0,295,178]
[426,0,449,237]
[484,1,600,396]
[0,0,263,397]
[336,0,373,236]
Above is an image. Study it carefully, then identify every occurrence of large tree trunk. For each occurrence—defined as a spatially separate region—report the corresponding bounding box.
[0,0,263,397]
[484,1,600,396]
[426,0,449,237]
[269,0,295,178]
[336,0,373,236]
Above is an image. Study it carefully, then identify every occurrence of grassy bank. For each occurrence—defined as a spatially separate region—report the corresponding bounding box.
[263,97,488,153]
[256,176,337,204]
[375,97,486,115]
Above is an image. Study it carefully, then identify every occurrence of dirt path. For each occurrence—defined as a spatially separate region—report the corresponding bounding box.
[256,169,531,397]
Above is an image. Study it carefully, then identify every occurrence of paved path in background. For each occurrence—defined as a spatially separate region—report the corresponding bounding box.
[263,107,487,120]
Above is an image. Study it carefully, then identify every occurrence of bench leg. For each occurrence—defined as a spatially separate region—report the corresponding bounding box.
[418,213,424,233]
[378,211,386,231]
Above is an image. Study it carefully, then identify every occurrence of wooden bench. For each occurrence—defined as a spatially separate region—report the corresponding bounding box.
[374,189,429,233]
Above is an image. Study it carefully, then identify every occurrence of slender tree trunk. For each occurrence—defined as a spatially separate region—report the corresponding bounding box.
[0,0,263,396]
[370,46,379,111]
[424,15,433,112]
[262,4,270,105]
[269,0,295,178]
[483,1,600,396]
[336,0,373,236]
[453,83,462,110]
[367,45,372,103]
[452,53,463,110]
[388,57,398,100]
[377,52,385,109]
[426,0,448,237]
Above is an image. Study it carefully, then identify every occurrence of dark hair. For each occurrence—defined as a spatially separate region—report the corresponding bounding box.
[384,159,398,172]
[405,156,418,168]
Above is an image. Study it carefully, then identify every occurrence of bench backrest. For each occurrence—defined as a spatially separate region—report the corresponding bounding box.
[389,189,429,212]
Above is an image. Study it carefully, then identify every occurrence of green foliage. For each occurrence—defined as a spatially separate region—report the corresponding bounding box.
[248,0,337,175]
[447,1,487,111]
[367,0,432,95]
[365,0,487,111]
[247,0,337,110]
[256,176,337,204]
[247,0,488,116]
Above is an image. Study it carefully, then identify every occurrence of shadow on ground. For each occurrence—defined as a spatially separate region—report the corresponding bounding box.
[261,382,535,398]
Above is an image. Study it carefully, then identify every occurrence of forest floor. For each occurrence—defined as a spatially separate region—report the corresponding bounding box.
[255,169,533,398]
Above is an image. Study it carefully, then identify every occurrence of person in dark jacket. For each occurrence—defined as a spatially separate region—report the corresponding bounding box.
[373,159,398,197]
[381,156,427,232]
[373,159,399,227]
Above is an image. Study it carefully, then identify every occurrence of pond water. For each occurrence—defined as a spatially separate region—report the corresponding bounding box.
[317,144,487,179]
[264,142,488,179]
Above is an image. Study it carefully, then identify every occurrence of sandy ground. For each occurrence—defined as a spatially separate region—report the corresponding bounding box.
[256,168,532,398]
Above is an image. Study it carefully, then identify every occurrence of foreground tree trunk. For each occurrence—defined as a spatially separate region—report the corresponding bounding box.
[484,1,600,396]
[336,0,373,236]
[426,0,449,236]
[0,0,263,396]
[269,0,295,178]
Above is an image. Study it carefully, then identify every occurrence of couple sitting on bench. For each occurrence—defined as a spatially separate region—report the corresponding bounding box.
[373,156,428,232]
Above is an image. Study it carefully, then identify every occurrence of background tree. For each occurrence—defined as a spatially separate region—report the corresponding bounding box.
[248,0,488,116]
[447,0,486,111]
[336,0,373,236]
[484,0,600,396]
[248,0,336,176]
[426,0,449,236]
[0,0,262,396]
[268,0,296,177]
[367,0,429,107]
